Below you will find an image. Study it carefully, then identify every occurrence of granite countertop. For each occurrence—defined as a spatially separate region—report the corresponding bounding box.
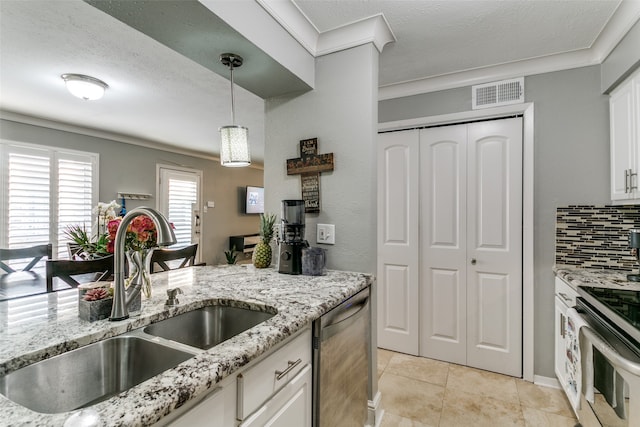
[0,265,373,426]
[553,265,640,292]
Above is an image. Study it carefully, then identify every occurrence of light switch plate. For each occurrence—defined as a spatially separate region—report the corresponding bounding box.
[317,224,335,244]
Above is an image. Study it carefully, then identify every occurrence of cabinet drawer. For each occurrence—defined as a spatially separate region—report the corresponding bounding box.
[237,328,311,420]
[239,364,312,427]
[555,277,579,307]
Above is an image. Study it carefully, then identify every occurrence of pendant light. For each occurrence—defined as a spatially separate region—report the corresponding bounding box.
[219,53,250,167]
[61,74,108,101]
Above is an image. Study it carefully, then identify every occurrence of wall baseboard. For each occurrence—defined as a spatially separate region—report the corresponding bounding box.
[366,391,383,427]
[534,374,561,389]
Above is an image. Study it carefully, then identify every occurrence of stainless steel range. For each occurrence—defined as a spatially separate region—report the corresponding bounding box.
[575,286,640,427]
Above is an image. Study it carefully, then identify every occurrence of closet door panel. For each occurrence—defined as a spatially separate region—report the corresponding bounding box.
[466,118,523,377]
[377,130,420,355]
[420,125,467,364]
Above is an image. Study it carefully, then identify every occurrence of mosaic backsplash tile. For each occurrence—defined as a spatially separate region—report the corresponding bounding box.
[556,205,640,270]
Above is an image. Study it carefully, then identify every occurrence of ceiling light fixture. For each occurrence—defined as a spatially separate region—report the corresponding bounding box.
[219,53,250,167]
[61,74,108,101]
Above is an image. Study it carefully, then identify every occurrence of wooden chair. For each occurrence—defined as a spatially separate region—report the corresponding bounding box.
[46,255,114,292]
[150,244,199,273]
[0,244,52,274]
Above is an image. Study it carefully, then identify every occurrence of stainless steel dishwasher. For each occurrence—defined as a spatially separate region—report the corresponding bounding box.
[313,286,370,427]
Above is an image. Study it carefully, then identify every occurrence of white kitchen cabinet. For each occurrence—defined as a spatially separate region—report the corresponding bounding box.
[162,327,312,427]
[237,328,312,424]
[610,67,640,202]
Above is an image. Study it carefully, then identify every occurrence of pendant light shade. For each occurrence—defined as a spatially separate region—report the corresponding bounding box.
[219,53,251,167]
[220,125,250,167]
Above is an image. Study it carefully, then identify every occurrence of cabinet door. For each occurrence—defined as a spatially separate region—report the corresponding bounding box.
[610,79,636,200]
[240,364,312,427]
[554,296,567,390]
[167,380,237,427]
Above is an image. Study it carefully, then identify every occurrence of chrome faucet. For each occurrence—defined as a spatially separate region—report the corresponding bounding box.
[109,207,176,321]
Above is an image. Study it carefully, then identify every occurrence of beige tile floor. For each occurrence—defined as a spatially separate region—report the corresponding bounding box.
[377,348,579,427]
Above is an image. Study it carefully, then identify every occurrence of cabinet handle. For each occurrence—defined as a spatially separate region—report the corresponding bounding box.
[275,358,302,380]
[625,169,630,193]
[470,258,477,265]
[631,170,638,192]
[558,292,572,303]
[560,313,566,338]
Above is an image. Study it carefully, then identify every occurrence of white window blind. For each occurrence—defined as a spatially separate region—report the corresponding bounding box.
[57,156,94,258]
[6,148,51,249]
[0,141,98,262]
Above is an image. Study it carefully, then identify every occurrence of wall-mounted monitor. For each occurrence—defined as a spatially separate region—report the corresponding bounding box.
[246,186,264,214]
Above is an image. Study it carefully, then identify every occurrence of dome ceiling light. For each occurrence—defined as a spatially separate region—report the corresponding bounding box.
[61,73,108,101]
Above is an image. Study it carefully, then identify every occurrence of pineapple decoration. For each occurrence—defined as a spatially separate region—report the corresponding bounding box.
[252,213,277,268]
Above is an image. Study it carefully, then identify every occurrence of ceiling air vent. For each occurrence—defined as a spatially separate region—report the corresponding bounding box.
[472,77,524,110]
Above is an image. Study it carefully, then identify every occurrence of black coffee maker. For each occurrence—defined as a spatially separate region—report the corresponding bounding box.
[278,200,308,274]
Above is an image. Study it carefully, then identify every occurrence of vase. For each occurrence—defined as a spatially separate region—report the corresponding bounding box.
[126,248,153,299]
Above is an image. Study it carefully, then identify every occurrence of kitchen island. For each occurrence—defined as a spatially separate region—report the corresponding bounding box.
[0,265,373,426]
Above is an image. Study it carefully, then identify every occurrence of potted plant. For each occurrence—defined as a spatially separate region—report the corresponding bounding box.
[225,246,238,265]
[78,287,113,322]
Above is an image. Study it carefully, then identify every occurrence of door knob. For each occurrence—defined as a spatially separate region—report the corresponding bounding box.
[471,258,477,265]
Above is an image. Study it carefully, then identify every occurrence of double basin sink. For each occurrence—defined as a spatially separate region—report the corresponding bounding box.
[0,304,275,414]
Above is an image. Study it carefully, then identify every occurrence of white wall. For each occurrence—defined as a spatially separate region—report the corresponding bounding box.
[264,44,379,275]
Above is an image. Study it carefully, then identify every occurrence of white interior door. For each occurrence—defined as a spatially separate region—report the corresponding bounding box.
[420,124,468,365]
[466,118,522,377]
[377,130,420,355]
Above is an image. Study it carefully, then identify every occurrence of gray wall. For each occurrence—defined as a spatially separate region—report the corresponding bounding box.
[378,65,610,378]
[0,119,263,266]
[264,44,379,275]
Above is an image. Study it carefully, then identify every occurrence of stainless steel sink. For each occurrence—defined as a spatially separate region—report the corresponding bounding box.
[143,305,276,350]
[0,335,194,414]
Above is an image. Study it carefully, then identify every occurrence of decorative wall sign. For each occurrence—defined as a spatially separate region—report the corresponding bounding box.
[286,138,334,213]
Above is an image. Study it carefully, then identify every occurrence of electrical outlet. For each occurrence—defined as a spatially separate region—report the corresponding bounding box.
[317,224,335,245]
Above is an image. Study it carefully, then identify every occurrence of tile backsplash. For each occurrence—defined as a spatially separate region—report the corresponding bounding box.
[556,205,640,270]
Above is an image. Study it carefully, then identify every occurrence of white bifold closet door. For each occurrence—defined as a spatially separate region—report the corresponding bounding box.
[421,118,523,377]
[377,117,522,377]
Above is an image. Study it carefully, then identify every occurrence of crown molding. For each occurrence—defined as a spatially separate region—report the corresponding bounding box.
[380,2,640,100]
[379,49,601,100]
[257,0,396,57]
[591,0,640,63]
[316,14,396,56]
[256,0,320,54]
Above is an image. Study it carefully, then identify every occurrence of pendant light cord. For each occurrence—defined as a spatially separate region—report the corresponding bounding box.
[229,64,236,125]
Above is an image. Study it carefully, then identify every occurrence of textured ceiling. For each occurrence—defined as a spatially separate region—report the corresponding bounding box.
[295,0,621,86]
[0,0,269,161]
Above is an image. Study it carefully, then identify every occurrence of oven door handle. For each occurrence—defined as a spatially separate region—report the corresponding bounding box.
[581,326,640,376]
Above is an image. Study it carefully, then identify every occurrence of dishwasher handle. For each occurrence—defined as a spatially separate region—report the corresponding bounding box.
[321,293,369,342]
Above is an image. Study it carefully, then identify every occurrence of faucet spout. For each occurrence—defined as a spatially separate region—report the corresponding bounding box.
[109,207,176,321]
